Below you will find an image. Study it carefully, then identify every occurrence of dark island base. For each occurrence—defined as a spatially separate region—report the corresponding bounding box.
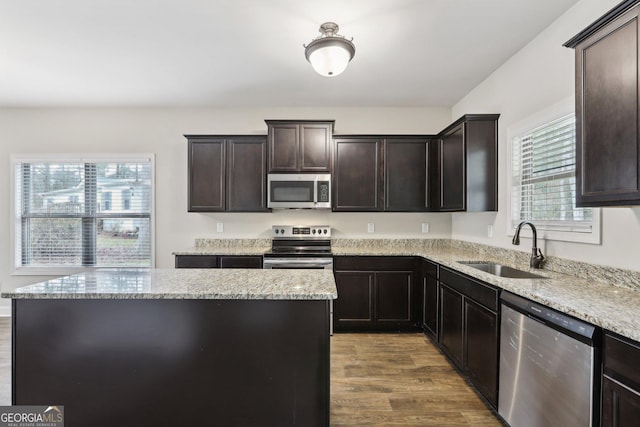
[12,298,330,427]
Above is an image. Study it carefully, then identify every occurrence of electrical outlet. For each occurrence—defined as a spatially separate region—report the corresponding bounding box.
[487,225,493,238]
[421,223,430,233]
[367,223,375,233]
[216,223,224,233]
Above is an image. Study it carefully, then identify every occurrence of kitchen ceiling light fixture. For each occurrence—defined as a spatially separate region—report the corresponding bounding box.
[304,22,355,77]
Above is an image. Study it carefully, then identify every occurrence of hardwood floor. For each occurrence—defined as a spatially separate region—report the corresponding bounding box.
[331,333,503,426]
[0,319,501,425]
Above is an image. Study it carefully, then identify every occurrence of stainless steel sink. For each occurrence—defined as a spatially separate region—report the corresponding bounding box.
[457,261,546,279]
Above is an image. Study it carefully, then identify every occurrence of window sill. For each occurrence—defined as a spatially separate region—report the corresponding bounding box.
[12,267,94,277]
[507,215,602,245]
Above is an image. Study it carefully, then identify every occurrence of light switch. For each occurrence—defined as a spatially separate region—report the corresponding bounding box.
[217,223,224,233]
[367,223,375,233]
[487,225,493,238]
[422,223,430,233]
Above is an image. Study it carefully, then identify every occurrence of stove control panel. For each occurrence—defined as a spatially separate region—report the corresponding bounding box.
[272,225,331,238]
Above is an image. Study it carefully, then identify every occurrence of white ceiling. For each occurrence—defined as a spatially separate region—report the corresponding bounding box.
[0,0,580,108]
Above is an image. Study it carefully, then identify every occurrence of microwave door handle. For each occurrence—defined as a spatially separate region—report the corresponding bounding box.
[313,177,318,204]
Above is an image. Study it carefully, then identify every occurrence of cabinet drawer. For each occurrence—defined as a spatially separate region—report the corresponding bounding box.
[219,256,263,269]
[175,255,219,268]
[604,333,640,391]
[334,256,415,271]
[439,268,498,312]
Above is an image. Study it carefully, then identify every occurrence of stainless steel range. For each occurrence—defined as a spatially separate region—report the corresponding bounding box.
[263,225,333,270]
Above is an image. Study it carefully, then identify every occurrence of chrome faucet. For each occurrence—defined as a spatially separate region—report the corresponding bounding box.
[512,221,545,269]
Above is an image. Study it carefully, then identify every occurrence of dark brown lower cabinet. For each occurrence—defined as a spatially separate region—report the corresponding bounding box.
[602,377,640,427]
[438,267,499,408]
[333,271,374,328]
[464,299,498,406]
[175,255,219,268]
[175,255,262,269]
[421,259,439,338]
[602,332,640,427]
[219,256,263,269]
[439,284,464,367]
[376,272,413,323]
[333,256,418,332]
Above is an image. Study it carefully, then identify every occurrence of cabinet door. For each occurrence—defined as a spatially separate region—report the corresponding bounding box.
[602,376,640,427]
[375,271,413,325]
[268,124,299,172]
[384,138,430,211]
[575,5,640,206]
[333,271,374,331]
[439,284,463,368]
[439,125,465,211]
[464,299,498,407]
[333,138,383,211]
[422,273,438,338]
[188,139,225,211]
[465,118,498,212]
[227,137,267,212]
[300,124,331,172]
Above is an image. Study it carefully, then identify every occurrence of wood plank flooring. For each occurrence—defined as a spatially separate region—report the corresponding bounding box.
[331,333,504,426]
[0,319,502,425]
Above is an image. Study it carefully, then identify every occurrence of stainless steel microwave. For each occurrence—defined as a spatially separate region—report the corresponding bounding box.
[267,173,331,209]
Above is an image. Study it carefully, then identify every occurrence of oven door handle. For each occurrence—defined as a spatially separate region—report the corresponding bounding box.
[263,258,333,269]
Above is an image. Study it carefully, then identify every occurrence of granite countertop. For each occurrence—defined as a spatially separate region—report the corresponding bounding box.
[173,247,271,256]
[173,238,271,256]
[174,239,640,341]
[331,243,640,342]
[9,238,639,341]
[2,268,337,301]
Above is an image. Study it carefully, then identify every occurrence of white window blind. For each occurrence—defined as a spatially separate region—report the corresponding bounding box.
[14,157,153,269]
[511,114,593,232]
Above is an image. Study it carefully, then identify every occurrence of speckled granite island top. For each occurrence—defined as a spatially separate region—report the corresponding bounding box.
[2,268,338,300]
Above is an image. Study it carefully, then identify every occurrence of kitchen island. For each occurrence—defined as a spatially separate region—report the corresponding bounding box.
[3,268,337,427]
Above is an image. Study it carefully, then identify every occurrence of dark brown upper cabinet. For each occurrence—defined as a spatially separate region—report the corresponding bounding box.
[333,136,432,212]
[186,135,267,212]
[188,137,225,211]
[333,137,384,211]
[266,120,334,172]
[565,0,640,207]
[384,137,431,211]
[433,114,499,212]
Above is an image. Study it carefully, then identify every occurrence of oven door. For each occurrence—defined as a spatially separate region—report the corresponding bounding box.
[263,257,334,270]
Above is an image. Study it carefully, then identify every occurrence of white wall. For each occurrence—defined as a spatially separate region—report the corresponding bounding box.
[0,106,452,306]
[451,0,640,271]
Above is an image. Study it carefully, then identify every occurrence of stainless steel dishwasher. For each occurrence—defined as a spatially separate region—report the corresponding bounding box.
[498,291,600,427]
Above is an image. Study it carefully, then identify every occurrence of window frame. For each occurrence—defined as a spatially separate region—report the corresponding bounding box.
[506,97,601,244]
[10,153,156,275]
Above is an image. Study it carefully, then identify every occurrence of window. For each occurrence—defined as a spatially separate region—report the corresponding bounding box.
[509,105,600,244]
[13,155,154,272]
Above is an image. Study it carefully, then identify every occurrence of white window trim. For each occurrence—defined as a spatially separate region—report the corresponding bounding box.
[10,153,156,276]
[506,97,601,245]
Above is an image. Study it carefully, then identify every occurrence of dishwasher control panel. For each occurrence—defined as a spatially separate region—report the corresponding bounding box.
[501,291,598,343]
